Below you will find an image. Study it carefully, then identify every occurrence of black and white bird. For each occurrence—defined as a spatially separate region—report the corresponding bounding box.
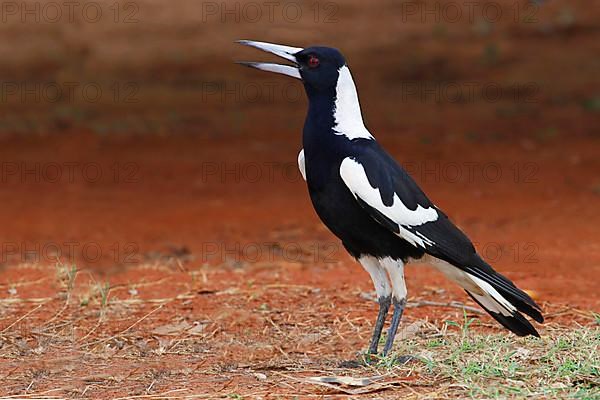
[237,40,543,356]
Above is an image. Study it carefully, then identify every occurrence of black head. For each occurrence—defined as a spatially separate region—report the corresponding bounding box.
[236,40,346,92]
[237,40,371,143]
[295,47,346,90]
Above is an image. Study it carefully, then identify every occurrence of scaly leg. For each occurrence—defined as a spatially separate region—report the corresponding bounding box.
[380,258,407,356]
[368,295,391,354]
[382,298,406,356]
[358,255,392,355]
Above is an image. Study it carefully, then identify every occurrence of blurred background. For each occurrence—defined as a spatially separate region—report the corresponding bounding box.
[0,2,599,396]
[0,0,598,307]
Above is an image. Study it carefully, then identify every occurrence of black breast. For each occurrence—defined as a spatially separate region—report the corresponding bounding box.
[304,140,424,261]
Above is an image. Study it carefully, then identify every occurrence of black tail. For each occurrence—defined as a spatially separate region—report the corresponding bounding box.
[466,291,540,337]
[465,257,544,337]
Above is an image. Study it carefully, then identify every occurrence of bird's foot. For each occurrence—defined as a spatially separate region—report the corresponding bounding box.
[339,352,416,368]
[391,354,417,365]
[338,359,366,369]
[337,352,380,368]
[367,353,417,367]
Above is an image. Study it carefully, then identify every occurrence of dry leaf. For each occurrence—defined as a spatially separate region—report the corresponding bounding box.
[152,321,192,335]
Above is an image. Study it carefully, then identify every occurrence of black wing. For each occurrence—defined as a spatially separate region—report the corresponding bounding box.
[339,142,543,335]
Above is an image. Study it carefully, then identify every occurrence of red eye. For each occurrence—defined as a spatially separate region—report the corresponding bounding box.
[308,55,320,68]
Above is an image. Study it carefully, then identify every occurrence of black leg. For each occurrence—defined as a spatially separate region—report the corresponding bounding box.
[368,295,391,355]
[382,298,406,356]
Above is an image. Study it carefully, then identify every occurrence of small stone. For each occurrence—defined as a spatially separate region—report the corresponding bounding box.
[253,372,267,381]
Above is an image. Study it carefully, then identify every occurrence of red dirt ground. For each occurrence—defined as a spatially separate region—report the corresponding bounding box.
[0,132,598,397]
[0,0,599,397]
[0,133,598,309]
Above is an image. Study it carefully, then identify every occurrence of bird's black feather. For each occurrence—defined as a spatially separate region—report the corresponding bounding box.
[238,40,544,350]
[466,291,540,337]
[351,140,433,211]
[347,141,543,331]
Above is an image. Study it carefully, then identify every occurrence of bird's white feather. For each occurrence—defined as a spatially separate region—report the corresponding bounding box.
[297,149,306,181]
[339,157,438,247]
[358,255,391,299]
[332,66,374,140]
[469,275,517,316]
[430,258,516,317]
[379,257,407,301]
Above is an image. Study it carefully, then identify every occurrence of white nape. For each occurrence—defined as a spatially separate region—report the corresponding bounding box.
[332,66,374,140]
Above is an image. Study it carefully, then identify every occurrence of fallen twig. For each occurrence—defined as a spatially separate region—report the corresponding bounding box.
[407,300,485,315]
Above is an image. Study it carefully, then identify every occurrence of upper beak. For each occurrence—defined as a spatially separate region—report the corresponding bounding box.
[236,40,303,79]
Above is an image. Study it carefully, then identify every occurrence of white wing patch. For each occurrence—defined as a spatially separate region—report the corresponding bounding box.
[398,227,435,248]
[297,149,306,181]
[339,157,438,247]
[332,66,374,140]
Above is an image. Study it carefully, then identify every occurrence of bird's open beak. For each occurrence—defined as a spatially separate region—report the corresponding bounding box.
[236,40,303,79]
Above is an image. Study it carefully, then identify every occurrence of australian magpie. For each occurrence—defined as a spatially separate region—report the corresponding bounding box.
[237,40,544,356]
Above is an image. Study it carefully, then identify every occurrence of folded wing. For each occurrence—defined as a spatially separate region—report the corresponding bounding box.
[339,142,543,335]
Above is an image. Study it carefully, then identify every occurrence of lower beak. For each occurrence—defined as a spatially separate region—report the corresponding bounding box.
[236,40,303,79]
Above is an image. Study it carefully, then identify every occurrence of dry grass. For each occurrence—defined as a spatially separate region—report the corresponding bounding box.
[0,262,598,399]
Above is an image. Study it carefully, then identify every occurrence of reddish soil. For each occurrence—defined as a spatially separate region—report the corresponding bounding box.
[0,0,599,397]
[0,133,598,308]
[0,131,598,397]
